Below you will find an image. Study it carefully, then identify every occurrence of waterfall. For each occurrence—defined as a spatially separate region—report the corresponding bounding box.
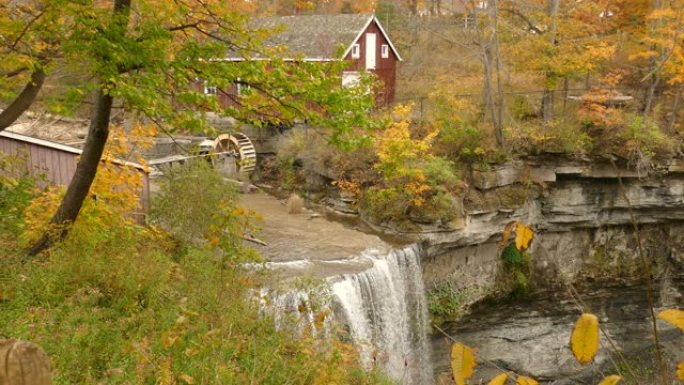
[330,245,434,385]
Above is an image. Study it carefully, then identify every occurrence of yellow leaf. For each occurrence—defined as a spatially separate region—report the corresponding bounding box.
[571,313,600,365]
[185,347,199,357]
[515,223,534,251]
[675,361,684,382]
[488,373,509,385]
[451,342,476,385]
[598,375,622,385]
[516,376,539,385]
[657,309,684,331]
[179,373,195,384]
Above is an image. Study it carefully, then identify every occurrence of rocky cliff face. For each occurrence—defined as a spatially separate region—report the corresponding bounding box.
[420,155,684,290]
[418,155,684,384]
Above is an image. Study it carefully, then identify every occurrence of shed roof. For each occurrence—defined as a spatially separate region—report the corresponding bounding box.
[0,130,147,171]
[228,14,402,61]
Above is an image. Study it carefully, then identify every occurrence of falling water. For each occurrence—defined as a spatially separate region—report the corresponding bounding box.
[330,245,434,385]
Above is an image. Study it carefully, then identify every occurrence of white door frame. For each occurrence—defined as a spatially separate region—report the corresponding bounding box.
[365,33,376,70]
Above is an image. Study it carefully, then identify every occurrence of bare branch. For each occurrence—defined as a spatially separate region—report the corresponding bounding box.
[501,7,544,34]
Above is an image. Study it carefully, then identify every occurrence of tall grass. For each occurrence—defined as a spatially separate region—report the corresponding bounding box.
[0,162,392,385]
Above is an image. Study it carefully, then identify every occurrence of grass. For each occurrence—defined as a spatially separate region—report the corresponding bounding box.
[0,165,393,385]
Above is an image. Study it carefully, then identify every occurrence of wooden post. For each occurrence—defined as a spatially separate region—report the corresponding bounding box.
[0,339,52,385]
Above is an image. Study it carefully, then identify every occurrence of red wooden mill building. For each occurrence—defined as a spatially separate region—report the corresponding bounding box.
[217,13,402,107]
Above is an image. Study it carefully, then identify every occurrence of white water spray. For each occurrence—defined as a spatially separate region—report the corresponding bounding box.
[330,245,434,385]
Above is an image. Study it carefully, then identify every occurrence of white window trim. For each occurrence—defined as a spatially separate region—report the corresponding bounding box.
[381,44,389,59]
[203,82,217,96]
[351,44,360,59]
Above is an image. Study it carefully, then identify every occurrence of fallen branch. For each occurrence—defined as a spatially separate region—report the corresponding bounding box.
[240,234,267,246]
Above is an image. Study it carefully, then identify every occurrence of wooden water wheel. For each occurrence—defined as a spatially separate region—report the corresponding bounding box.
[212,133,257,174]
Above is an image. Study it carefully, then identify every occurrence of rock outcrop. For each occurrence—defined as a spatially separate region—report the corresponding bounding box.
[420,155,684,289]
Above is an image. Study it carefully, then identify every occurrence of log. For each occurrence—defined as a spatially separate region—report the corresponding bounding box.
[240,234,268,246]
[0,339,52,385]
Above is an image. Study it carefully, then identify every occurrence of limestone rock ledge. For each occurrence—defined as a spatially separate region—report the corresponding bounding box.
[419,155,684,289]
[422,156,684,384]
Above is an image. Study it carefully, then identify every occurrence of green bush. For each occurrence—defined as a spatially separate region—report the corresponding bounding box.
[428,282,467,321]
[498,245,533,299]
[623,114,673,159]
[361,184,458,226]
[510,95,537,121]
[361,186,408,224]
[150,161,257,259]
[434,120,486,163]
[0,155,38,239]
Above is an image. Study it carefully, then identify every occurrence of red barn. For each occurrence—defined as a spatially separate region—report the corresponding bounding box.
[216,13,402,107]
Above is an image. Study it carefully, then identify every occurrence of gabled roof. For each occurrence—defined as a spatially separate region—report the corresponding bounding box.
[228,13,402,62]
[0,130,147,171]
[1,130,82,154]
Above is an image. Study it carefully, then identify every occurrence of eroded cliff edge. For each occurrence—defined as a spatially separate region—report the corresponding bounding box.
[411,155,684,384]
[416,155,684,292]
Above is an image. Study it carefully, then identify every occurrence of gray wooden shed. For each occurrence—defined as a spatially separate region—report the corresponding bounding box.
[0,130,150,220]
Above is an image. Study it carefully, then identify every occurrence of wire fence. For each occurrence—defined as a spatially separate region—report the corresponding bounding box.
[390,87,639,122]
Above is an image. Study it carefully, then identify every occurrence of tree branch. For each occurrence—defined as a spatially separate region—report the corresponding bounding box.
[501,8,544,34]
[0,66,28,79]
[0,68,46,131]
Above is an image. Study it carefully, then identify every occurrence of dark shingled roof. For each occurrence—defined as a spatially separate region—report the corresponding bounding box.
[255,13,372,59]
[235,13,374,60]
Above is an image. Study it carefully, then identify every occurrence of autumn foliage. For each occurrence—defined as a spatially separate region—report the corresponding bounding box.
[361,104,462,226]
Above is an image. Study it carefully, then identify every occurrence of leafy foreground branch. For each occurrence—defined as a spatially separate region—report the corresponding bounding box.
[442,309,684,385]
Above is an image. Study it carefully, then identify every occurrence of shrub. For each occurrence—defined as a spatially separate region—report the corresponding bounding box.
[510,95,537,121]
[505,119,593,155]
[150,160,257,258]
[0,156,37,240]
[287,193,304,214]
[360,105,461,226]
[428,282,467,321]
[623,114,673,160]
[273,129,308,190]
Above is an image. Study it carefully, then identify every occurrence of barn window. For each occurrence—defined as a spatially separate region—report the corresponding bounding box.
[351,43,360,59]
[204,82,217,96]
[381,44,389,59]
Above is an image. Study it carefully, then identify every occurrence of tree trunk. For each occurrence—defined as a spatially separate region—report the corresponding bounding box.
[28,90,113,255]
[643,0,662,116]
[27,0,130,256]
[643,75,660,116]
[0,68,46,131]
[482,45,496,128]
[490,0,505,148]
[476,6,498,143]
[542,0,560,123]
[541,87,554,122]
[667,85,683,133]
[562,77,569,118]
